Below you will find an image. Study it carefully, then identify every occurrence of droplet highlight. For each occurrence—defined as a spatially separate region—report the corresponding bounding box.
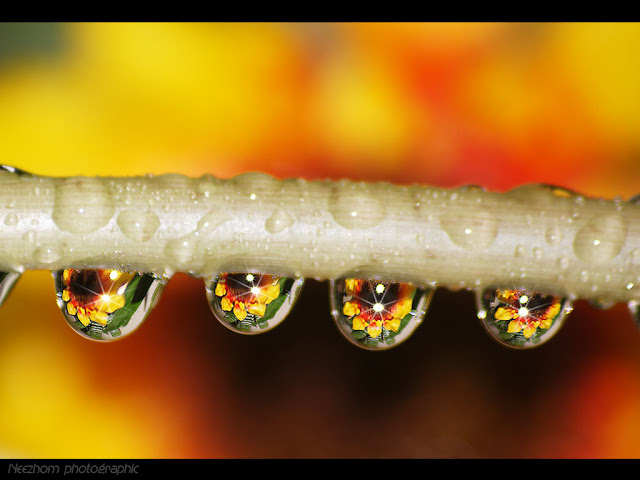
[54,269,165,341]
[477,288,570,349]
[0,272,20,309]
[330,278,433,350]
[206,273,304,334]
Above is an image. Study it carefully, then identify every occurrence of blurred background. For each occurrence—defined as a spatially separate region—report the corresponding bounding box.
[1,22,640,459]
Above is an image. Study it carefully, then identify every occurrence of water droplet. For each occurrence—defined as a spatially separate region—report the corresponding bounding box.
[52,178,115,234]
[117,209,160,242]
[460,184,486,192]
[328,183,385,230]
[629,301,640,329]
[3,213,18,226]
[540,184,578,198]
[330,278,433,350]
[205,273,304,334]
[54,269,165,341]
[508,184,579,202]
[440,210,498,251]
[265,207,295,234]
[629,249,640,265]
[573,214,626,263]
[477,288,570,349]
[197,210,229,232]
[34,246,61,264]
[0,164,30,176]
[589,298,615,310]
[545,225,562,245]
[164,233,200,268]
[0,272,20,309]
[22,230,36,244]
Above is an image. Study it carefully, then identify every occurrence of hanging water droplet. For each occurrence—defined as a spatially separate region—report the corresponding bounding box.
[330,278,433,350]
[54,269,166,341]
[205,273,304,334]
[589,298,615,310]
[477,288,570,349]
[628,301,640,329]
[0,164,30,176]
[0,272,21,309]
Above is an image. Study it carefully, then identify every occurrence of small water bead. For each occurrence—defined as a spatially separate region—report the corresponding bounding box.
[54,269,165,341]
[265,207,295,234]
[545,225,562,245]
[330,278,433,350]
[206,273,304,334]
[328,183,385,230]
[34,246,61,264]
[117,209,160,242]
[440,210,498,251]
[0,272,21,309]
[478,288,570,349]
[3,213,18,226]
[573,214,626,264]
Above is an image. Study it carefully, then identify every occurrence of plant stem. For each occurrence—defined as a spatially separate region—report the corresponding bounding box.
[1,169,639,304]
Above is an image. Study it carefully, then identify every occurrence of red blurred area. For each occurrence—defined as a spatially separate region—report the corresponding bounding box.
[1,23,640,459]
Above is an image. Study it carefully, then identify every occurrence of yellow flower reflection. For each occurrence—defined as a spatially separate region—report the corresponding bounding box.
[61,269,132,327]
[342,279,414,338]
[214,273,281,322]
[493,289,562,339]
